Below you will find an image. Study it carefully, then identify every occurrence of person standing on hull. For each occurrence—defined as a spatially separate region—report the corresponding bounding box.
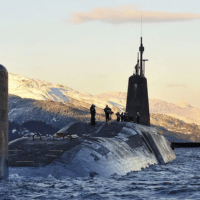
[116,112,121,122]
[90,104,96,125]
[124,112,129,122]
[109,110,113,120]
[121,112,124,121]
[104,105,111,122]
[136,112,140,124]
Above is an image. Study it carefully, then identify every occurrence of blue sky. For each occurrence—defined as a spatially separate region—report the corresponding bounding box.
[1,0,200,107]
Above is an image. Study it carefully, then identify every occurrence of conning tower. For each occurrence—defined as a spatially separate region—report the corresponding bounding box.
[126,37,150,126]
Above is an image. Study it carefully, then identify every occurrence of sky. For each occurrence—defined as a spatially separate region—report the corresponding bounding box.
[1,0,200,107]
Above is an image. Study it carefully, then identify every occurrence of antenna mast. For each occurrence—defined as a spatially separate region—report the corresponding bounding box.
[141,12,142,37]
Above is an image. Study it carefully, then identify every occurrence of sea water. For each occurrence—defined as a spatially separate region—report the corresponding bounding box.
[1,148,200,200]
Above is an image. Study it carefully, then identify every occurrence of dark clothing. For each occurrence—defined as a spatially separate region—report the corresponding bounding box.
[121,113,124,121]
[90,105,96,125]
[106,113,109,122]
[116,112,120,122]
[124,113,129,122]
[136,113,140,124]
[109,111,113,120]
[90,106,96,116]
[129,115,134,122]
[104,106,111,122]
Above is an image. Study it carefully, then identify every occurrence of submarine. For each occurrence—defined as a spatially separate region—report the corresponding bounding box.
[6,37,176,178]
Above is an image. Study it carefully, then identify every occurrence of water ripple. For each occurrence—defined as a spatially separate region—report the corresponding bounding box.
[2,148,200,199]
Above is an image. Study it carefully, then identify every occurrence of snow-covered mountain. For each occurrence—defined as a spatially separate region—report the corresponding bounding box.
[7,73,200,143]
[9,73,200,125]
[9,73,120,112]
[8,94,200,142]
[149,99,200,125]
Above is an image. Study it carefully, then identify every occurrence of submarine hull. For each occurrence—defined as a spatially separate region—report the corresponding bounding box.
[9,121,176,177]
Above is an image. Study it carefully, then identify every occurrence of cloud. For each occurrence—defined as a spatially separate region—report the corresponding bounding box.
[167,84,188,88]
[69,5,200,24]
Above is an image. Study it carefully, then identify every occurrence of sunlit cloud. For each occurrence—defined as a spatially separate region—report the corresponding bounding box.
[69,5,200,24]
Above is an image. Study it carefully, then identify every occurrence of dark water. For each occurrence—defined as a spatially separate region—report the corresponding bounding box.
[1,148,200,200]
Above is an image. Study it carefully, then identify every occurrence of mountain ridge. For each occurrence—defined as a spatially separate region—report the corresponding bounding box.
[7,72,200,143]
[9,73,200,125]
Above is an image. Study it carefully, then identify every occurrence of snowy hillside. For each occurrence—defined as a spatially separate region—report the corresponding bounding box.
[9,73,120,112]
[8,94,108,141]
[7,74,200,143]
[94,92,126,112]
[9,73,200,125]
[8,95,200,143]
[150,99,200,125]
[8,73,200,126]
[9,73,93,102]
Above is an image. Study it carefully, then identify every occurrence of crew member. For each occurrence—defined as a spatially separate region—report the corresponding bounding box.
[121,112,124,121]
[116,112,121,122]
[104,105,111,122]
[136,112,140,124]
[124,112,129,122]
[109,110,113,120]
[90,104,96,125]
